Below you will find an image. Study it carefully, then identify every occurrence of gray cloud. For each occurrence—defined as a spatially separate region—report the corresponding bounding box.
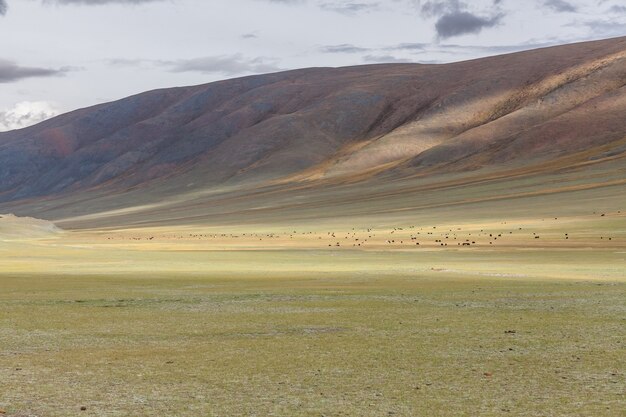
[543,0,577,12]
[107,55,283,75]
[46,0,165,4]
[262,0,381,14]
[420,0,465,17]
[362,54,413,63]
[2,0,164,15]
[419,0,505,39]
[381,39,562,59]
[391,42,429,51]
[167,54,282,76]
[437,40,559,54]
[0,59,68,83]
[435,11,502,38]
[106,58,152,67]
[320,44,371,53]
[609,5,626,13]
[578,19,626,36]
[319,2,379,15]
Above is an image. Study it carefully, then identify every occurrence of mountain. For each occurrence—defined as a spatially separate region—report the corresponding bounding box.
[1,36,625,228]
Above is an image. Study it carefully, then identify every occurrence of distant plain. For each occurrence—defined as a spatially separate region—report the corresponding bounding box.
[1,181,624,417]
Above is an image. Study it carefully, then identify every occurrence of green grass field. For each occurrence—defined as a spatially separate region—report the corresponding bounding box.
[1,247,625,416]
[1,189,625,416]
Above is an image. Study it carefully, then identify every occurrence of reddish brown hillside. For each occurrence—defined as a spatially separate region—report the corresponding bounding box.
[0,36,625,226]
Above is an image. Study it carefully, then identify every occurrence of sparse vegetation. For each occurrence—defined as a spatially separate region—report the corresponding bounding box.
[1,206,624,416]
[1,260,624,416]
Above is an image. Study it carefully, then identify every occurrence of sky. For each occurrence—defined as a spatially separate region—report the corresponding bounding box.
[0,0,624,131]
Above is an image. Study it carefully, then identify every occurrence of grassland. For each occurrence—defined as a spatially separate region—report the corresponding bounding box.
[1,205,625,417]
[1,37,625,416]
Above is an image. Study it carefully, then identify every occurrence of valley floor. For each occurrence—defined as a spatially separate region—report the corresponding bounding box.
[0,211,625,416]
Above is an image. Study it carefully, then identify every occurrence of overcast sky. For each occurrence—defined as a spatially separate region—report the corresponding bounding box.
[0,0,624,131]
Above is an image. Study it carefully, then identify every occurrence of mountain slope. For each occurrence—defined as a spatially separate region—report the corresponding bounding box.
[1,36,625,227]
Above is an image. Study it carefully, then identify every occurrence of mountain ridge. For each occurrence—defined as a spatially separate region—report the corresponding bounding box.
[1,36,625,227]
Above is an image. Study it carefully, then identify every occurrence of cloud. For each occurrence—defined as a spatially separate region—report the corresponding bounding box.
[391,42,429,51]
[362,54,413,63]
[319,1,379,15]
[609,5,626,13]
[380,39,562,61]
[106,58,149,66]
[419,1,505,39]
[0,101,60,132]
[320,44,371,53]
[263,0,305,3]
[0,0,164,14]
[439,40,560,55]
[0,59,69,83]
[435,11,502,38]
[45,0,166,4]
[577,19,626,37]
[105,54,283,75]
[167,54,282,75]
[420,0,465,17]
[543,0,577,12]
